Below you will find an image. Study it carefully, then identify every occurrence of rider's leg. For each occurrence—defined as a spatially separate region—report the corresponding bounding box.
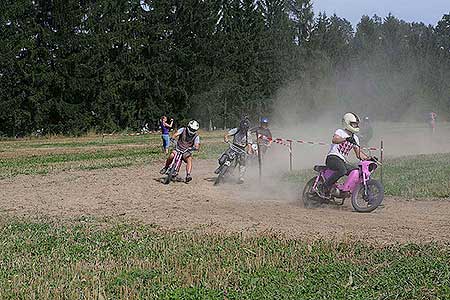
[185,156,193,174]
[162,134,170,154]
[160,152,175,174]
[185,155,193,182]
[238,154,246,184]
[344,163,357,175]
[165,152,175,168]
[322,155,347,193]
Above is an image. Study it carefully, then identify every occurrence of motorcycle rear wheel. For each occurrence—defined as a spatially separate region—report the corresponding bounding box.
[351,179,384,213]
[302,177,323,208]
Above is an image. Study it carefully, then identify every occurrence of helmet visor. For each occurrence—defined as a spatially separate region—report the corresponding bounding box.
[350,122,359,128]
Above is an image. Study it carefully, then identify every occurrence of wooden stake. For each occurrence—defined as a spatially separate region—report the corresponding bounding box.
[256,130,262,182]
[380,139,384,184]
[289,141,293,172]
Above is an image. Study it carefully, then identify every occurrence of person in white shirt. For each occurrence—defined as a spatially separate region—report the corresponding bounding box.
[159,120,200,183]
[319,112,370,198]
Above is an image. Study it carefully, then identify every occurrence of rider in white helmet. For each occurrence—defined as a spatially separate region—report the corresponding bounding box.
[160,120,200,183]
[318,112,370,198]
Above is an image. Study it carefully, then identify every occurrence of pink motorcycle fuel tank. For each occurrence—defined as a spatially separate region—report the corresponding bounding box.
[337,169,360,192]
[321,168,360,192]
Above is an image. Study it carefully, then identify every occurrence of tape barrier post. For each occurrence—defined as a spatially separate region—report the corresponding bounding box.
[256,130,262,182]
[380,139,384,184]
[289,140,293,172]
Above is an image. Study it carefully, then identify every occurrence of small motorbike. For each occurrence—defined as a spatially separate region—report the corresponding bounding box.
[163,139,195,185]
[302,157,384,213]
[214,142,247,185]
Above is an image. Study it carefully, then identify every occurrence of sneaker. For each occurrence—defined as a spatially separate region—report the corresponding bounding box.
[185,174,192,183]
[237,178,244,184]
[159,167,167,175]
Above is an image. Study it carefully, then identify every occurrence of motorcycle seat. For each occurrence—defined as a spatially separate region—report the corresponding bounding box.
[314,165,327,172]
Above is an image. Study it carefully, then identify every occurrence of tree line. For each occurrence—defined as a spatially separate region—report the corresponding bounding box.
[1,0,449,136]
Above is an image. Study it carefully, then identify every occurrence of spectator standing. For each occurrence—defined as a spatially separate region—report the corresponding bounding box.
[429,112,437,134]
[161,116,174,154]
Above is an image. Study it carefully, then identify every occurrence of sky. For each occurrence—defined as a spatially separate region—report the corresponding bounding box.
[313,0,449,26]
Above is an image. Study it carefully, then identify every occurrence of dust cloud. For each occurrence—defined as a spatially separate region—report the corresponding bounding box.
[234,72,450,203]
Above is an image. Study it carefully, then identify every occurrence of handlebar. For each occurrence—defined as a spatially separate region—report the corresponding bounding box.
[370,156,382,165]
[173,146,195,154]
[225,141,248,154]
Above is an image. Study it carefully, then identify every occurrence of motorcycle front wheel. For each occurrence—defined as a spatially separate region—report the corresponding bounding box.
[214,163,229,186]
[164,163,177,185]
[351,179,384,213]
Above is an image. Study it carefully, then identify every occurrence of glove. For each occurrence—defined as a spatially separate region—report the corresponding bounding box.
[346,136,357,145]
[189,147,197,152]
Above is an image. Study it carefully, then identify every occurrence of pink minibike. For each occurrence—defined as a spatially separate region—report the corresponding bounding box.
[302,157,384,212]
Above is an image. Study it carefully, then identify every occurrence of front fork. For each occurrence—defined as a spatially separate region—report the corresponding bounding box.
[361,171,371,199]
[168,152,183,174]
[175,153,184,173]
[312,174,322,190]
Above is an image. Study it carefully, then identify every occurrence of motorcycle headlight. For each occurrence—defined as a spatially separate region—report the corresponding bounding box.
[368,163,378,172]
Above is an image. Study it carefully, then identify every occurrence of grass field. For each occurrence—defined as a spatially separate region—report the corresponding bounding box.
[0,132,227,178]
[1,133,450,299]
[1,219,449,300]
[2,132,449,199]
[285,153,450,199]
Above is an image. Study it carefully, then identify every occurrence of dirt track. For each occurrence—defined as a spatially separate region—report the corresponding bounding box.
[1,159,449,244]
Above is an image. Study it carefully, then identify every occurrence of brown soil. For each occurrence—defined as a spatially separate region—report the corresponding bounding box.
[1,159,449,244]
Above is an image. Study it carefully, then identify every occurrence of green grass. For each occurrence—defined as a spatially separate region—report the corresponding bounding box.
[1,136,152,149]
[0,219,449,299]
[197,141,228,160]
[0,131,228,178]
[0,132,228,178]
[1,131,226,150]
[285,153,450,199]
[0,147,162,178]
[383,153,450,198]
[1,133,449,199]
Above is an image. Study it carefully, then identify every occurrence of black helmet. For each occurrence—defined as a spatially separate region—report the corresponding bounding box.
[239,116,250,131]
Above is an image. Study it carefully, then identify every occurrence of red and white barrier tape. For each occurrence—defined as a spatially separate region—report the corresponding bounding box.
[102,131,158,137]
[258,134,379,151]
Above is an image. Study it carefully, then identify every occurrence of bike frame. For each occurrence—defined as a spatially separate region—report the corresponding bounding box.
[313,160,377,193]
[219,143,247,170]
[228,143,247,157]
[168,147,191,173]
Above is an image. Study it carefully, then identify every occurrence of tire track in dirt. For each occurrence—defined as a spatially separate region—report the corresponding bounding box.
[1,159,449,244]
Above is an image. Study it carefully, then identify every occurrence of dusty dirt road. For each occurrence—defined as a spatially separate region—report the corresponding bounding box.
[1,159,449,244]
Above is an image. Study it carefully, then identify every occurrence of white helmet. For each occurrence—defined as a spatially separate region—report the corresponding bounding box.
[342,112,360,133]
[187,120,199,135]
